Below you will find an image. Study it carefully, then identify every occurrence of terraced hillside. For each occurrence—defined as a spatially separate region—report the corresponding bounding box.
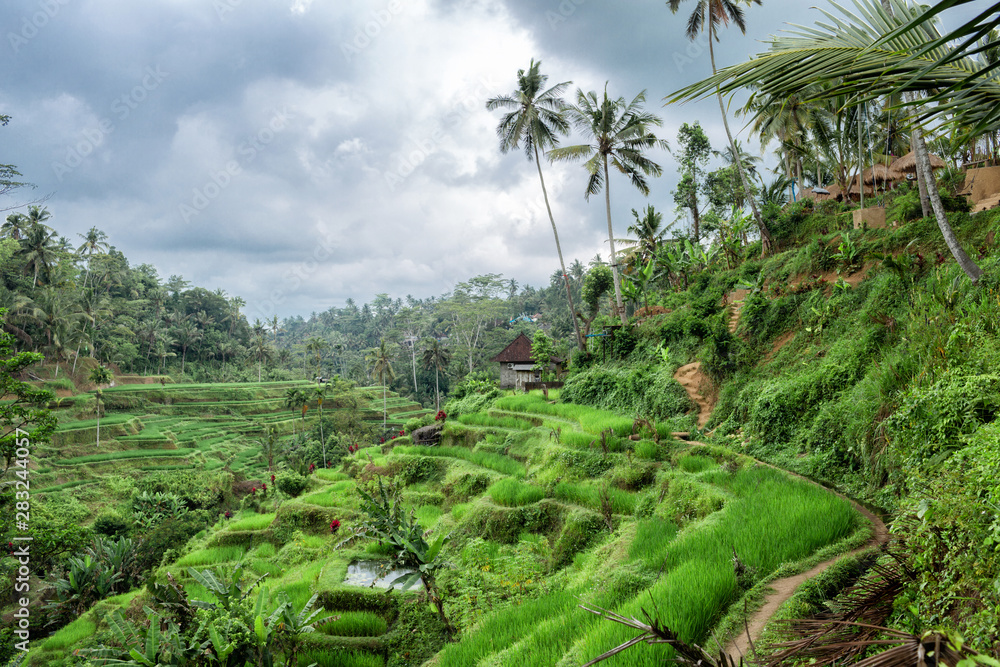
[28,386,870,667]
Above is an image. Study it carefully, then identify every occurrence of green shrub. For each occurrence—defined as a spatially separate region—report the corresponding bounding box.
[276,472,309,497]
[487,478,546,507]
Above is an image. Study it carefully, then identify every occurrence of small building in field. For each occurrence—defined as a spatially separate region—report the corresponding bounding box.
[491,333,563,390]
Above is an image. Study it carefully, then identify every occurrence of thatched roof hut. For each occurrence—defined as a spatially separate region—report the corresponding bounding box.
[863,163,901,184]
[847,176,875,199]
[889,151,947,174]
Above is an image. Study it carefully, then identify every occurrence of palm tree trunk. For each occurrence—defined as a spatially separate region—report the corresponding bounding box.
[602,155,628,326]
[709,33,773,255]
[912,132,982,281]
[535,145,586,349]
[383,378,388,428]
[434,367,440,413]
[913,129,932,218]
[411,343,417,393]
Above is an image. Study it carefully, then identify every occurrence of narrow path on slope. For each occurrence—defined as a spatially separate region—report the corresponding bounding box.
[672,289,889,662]
[723,470,888,662]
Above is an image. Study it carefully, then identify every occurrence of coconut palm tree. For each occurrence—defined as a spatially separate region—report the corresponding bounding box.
[667,0,774,253]
[17,224,60,287]
[76,227,109,289]
[667,0,990,281]
[250,333,272,382]
[487,59,585,350]
[617,205,671,274]
[1,213,30,240]
[172,322,202,376]
[421,338,451,413]
[305,337,328,380]
[549,86,669,325]
[89,365,113,448]
[313,383,330,466]
[367,338,395,428]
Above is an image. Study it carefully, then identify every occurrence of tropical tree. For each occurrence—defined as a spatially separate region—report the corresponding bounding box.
[549,86,669,325]
[1,213,30,240]
[313,383,330,467]
[367,338,395,428]
[666,0,774,253]
[250,333,271,382]
[667,0,990,281]
[617,205,671,273]
[421,338,452,412]
[672,122,712,241]
[172,322,202,376]
[305,337,328,379]
[17,223,60,287]
[89,365,113,448]
[76,226,109,289]
[487,59,585,350]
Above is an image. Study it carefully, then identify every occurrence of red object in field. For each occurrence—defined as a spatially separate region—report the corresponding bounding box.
[399,430,404,436]
[435,411,447,421]
[309,463,315,472]
[270,474,275,483]
[330,519,341,532]
[251,486,256,495]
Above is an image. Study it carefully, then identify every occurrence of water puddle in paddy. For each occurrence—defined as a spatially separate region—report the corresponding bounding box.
[343,560,422,590]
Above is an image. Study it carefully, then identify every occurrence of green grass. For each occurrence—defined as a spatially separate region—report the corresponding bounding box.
[226,512,276,531]
[552,481,636,514]
[487,478,546,507]
[390,445,525,477]
[314,469,350,481]
[629,517,680,570]
[492,394,635,436]
[174,546,247,567]
[458,412,536,430]
[318,611,388,637]
[678,454,716,473]
[40,616,97,650]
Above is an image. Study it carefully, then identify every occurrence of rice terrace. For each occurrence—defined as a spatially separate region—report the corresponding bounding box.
[4,0,1000,666]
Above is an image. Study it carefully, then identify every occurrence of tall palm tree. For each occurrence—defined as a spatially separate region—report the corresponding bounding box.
[250,333,272,382]
[1,213,30,240]
[487,59,585,350]
[549,86,669,325]
[667,0,774,253]
[76,226,109,289]
[668,0,990,281]
[17,224,60,287]
[367,338,395,428]
[172,322,202,376]
[421,338,451,412]
[617,205,670,273]
[305,337,328,379]
[313,383,330,466]
[89,365,113,448]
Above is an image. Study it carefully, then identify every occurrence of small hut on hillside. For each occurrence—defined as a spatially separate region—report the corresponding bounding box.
[491,333,563,390]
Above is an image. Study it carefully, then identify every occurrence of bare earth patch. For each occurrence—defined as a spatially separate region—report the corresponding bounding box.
[673,362,716,429]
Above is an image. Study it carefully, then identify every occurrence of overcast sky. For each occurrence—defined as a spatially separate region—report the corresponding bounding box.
[0,0,986,320]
